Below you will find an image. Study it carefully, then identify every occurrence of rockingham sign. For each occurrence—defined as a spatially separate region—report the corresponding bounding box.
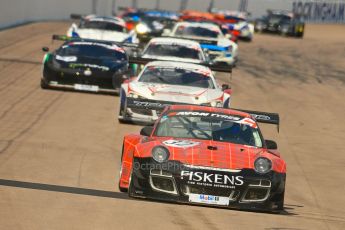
[292,1,345,23]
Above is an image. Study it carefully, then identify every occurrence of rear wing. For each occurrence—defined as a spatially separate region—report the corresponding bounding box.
[51,34,140,49]
[128,56,232,73]
[126,98,279,131]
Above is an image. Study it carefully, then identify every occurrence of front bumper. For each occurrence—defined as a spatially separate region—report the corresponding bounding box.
[42,79,120,94]
[42,65,128,95]
[129,158,286,212]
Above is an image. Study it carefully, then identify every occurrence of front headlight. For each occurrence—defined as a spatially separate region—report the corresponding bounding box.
[152,146,170,163]
[254,157,272,174]
[136,23,150,34]
[128,93,145,99]
[52,59,61,69]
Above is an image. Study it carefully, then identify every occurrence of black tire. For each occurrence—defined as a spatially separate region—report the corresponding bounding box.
[118,92,127,123]
[40,79,48,89]
[118,176,128,192]
[118,180,128,193]
[127,169,134,197]
[274,191,285,211]
[296,31,304,39]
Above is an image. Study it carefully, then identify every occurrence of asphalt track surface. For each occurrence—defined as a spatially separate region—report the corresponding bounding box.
[0,22,344,230]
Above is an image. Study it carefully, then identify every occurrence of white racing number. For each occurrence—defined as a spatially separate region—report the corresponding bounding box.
[163,139,200,148]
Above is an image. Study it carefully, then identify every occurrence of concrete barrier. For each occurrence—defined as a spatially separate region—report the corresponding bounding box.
[1,0,344,29]
[0,0,94,29]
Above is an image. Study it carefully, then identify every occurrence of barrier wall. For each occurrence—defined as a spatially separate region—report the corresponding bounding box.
[1,0,344,29]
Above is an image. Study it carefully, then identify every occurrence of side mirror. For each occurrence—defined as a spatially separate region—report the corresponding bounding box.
[42,47,49,52]
[221,84,229,91]
[140,126,154,136]
[265,140,278,150]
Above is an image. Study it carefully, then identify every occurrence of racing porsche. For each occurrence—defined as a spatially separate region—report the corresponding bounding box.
[118,60,232,123]
[118,105,286,212]
[41,35,131,94]
[163,21,238,66]
[67,14,138,43]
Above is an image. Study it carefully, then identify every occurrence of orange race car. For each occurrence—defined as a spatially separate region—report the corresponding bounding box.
[118,104,286,212]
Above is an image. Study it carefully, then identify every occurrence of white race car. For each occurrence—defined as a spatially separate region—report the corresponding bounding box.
[118,61,232,123]
[67,15,138,43]
[141,37,207,64]
[163,22,238,66]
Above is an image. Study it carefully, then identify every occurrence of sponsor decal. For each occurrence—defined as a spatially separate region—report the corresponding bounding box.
[131,100,170,109]
[69,63,109,71]
[199,194,219,201]
[189,193,230,205]
[169,111,259,128]
[181,170,244,189]
[251,114,271,121]
[163,139,200,148]
[56,55,77,62]
[175,111,241,121]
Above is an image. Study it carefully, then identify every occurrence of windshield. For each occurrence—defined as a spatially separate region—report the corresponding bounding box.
[268,15,291,24]
[175,26,220,38]
[57,44,127,61]
[139,66,214,89]
[144,43,204,60]
[155,113,263,147]
[80,20,127,33]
